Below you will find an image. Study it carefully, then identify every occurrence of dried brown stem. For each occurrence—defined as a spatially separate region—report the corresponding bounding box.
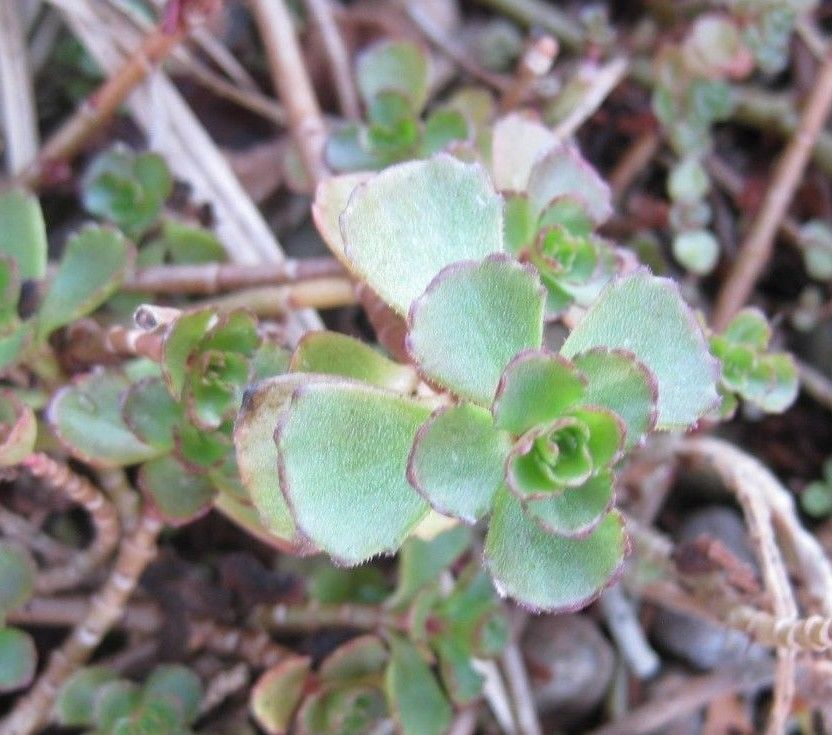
[713,48,832,329]
[15,20,188,189]
[188,619,290,668]
[676,437,799,735]
[195,278,358,316]
[609,130,660,204]
[0,512,162,735]
[405,3,511,92]
[500,35,558,113]
[305,0,361,120]
[0,506,72,565]
[797,359,832,413]
[728,605,832,652]
[123,257,345,295]
[499,640,542,735]
[251,0,328,184]
[7,595,160,633]
[261,601,391,632]
[587,660,774,735]
[0,0,39,173]
[22,453,120,595]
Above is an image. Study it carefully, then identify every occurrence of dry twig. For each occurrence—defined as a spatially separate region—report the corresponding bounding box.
[305,0,360,120]
[0,512,162,735]
[22,453,120,595]
[251,0,328,184]
[713,48,832,329]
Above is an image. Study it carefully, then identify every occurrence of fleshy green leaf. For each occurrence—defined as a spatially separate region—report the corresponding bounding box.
[385,636,453,735]
[340,155,504,315]
[491,112,558,192]
[276,380,431,564]
[408,404,510,523]
[250,656,310,735]
[492,350,586,435]
[503,194,536,254]
[233,374,317,554]
[320,635,388,682]
[121,378,182,451]
[561,270,719,430]
[93,680,141,730]
[0,541,36,614]
[161,309,215,399]
[421,109,469,155]
[572,348,658,449]
[290,331,417,392]
[523,470,615,536]
[356,40,430,113]
[0,390,37,466]
[435,638,483,705]
[756,353,799,413]
[0,627,36,692]
[48,369,162,467]
[484,488,627,612]
[38,226,134,339]
[55,667,119,727]
[142,664,202,725]
[722,308,771,348]
[672,229,719,275]
[138,455,216,526]
[388,526,471,609]
[0,256,21,334]
[312,172,374,263]
[406,256,544,405]
[527,145,612,225]
[0,189,47,280]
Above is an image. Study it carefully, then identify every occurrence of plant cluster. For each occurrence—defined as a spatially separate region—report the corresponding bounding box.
[55,664,203,735]
[252,526,507,735]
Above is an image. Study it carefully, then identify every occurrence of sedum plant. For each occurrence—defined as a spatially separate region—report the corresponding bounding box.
[251,527,508,735]
[55,664,202,735]
[235,151,724,611]
[325,40,472,172]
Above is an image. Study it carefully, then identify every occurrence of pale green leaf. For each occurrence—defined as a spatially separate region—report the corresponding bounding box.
[233,374,317,554]
[385,636,452,735]
[356,40,430,113]
[572,348,658,449]
[0,627,36,692]
[561,270,719,430]
[406,256,544,405]
[491,112,557,192]
[142,664,202,725]
[527,145,612,225]
[340,155,504,315]
[38,226,134,339]
[138,455,216,526]
[48,369,162,467]
[312,172,374,263]
[492,350,585,435]
[0,189,47,280]
[290,331,416,392]
[276,380,431,564]
[250,657,310,735]
[523,470,615,537]
[407,404,510,523]
[55,667,119,727]
[484,489,626,612]
[0,541,36,614]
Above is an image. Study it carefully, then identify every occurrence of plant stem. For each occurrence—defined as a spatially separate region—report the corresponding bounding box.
[14,18,188,189]
[499,641,542,735]
[304,0,361,120]
[194,278,357,316]
[599,586,660,679]
[472,0,584,52]
[250,0,329,185]
[499,35,558,113]
[22,453,120,595]
[713,48,832,329]
[123,257,345,294]
[261,601,392,632]
[7,595,160,632]
[0,512,162,735]
[0,0,39,173]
